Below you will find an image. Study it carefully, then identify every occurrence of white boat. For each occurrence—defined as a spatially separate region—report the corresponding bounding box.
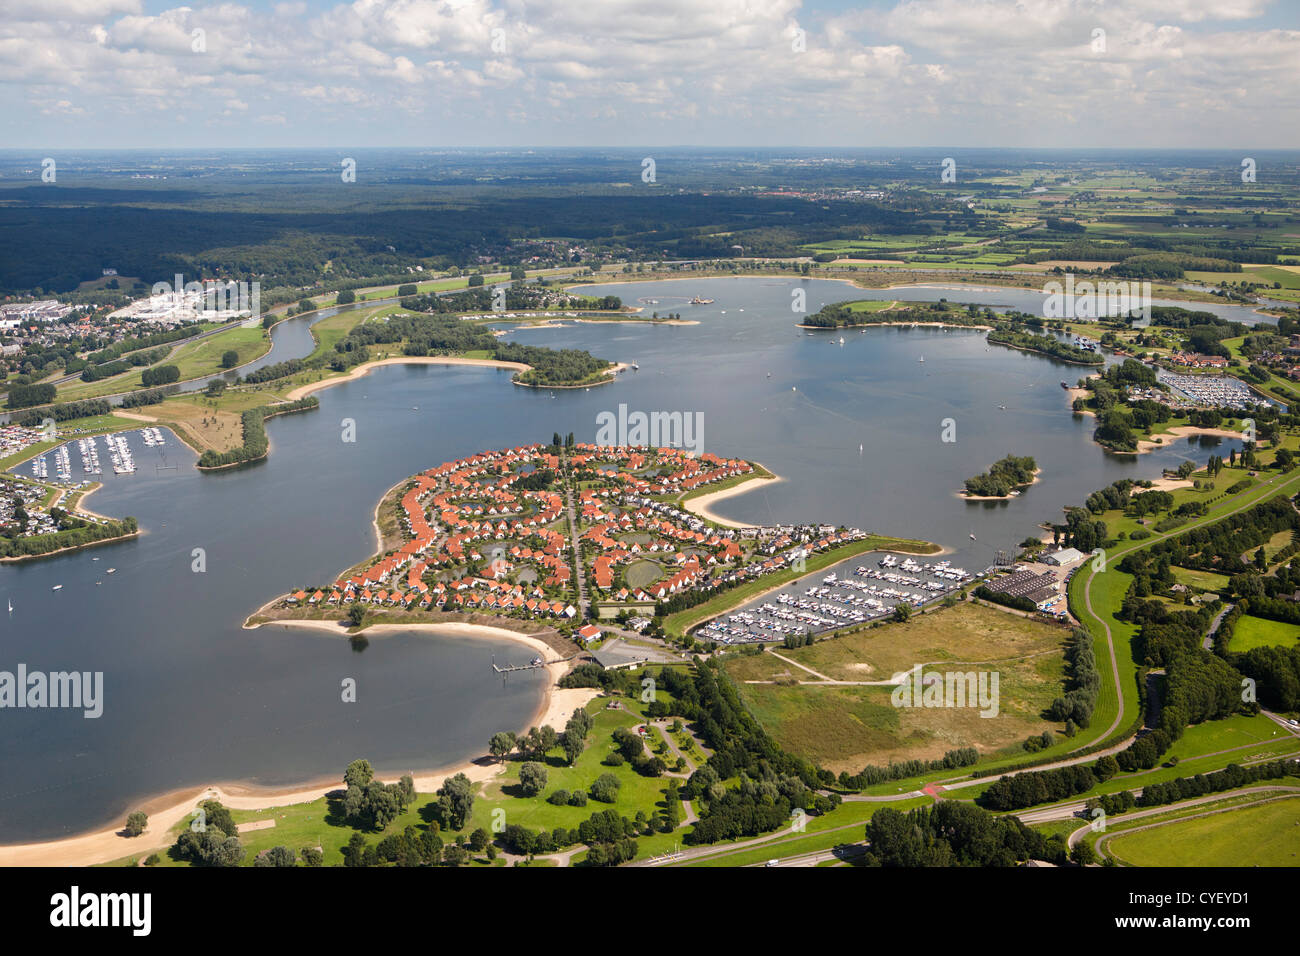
[106,568,116,574]
[51,585,63,591]
[969,533,976,541]
[918,356,925,363]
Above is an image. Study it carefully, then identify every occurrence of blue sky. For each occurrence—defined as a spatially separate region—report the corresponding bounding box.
[4,0,1298,149]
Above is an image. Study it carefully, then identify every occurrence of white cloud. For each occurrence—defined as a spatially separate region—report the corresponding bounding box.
[0,0,1295,147]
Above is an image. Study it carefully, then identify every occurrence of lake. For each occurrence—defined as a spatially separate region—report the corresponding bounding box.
[0,275,1245,842]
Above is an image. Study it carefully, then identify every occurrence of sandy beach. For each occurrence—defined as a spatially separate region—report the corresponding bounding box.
[958,469,1042,501]
[1132,425,1243,455]
[681,469,781,528]
[1146,476,1194,492]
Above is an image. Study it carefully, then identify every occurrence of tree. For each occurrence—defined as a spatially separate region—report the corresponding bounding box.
[220,349,238,369]
[892,602,912,623]
[436,772,475,831]
[344,758,374,789]
[443,844,468,867]
[124,811,148,837]
[562,729,585,765]
[336,289,356,304]
[342,832,369,867]
[590,772,622,803]
[347,604,366,627]
[469,828,491,852]
[254,845,297,867]
[488,731,517,760]
[519,761,548,796]
[1070,841,1097,866]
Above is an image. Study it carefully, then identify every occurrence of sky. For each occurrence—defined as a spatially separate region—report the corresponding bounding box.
[3,0,1298,149]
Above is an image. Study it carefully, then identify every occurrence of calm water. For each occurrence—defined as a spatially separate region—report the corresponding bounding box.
[0,276,1244,841]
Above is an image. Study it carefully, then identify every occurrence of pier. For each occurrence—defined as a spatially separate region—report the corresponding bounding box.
[491,653,576,675]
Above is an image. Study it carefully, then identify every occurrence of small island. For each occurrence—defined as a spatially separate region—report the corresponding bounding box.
[962,454,1039,499]
[802,300,995,329]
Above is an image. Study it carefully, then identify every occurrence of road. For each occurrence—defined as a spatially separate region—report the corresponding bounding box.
[1203,602,1235,651]
[561,455,589,619]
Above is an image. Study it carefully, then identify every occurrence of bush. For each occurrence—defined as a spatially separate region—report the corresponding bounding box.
[140,364,180,387]
[590,773,622,803]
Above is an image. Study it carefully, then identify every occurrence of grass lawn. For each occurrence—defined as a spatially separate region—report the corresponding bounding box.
[1229,614,1299,652]
[625,559,663,590]
[1169,567,1231,595]
[1104,796,1300,866]
[167,324,270,381]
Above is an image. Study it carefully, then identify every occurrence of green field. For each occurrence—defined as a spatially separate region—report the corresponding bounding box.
[1230,614,1299,652]
[723,602,1068,772]
[1103,796,1300,866]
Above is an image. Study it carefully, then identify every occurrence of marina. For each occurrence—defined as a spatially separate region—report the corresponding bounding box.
[698,553,978,645]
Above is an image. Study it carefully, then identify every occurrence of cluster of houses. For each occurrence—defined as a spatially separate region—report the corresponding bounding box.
[1165,351,1229,370]
[0,477,60,537]
[282,442,871,625]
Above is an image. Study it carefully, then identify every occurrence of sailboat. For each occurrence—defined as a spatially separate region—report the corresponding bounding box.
[918,356,925,363]
[969,533,976,541]
[7,598,12,615]
[838,336,845,345]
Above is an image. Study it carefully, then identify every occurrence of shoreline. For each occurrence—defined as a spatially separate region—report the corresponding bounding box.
[680,467,782,528]
[958,468,1043,501]
[282,356,532,402]
[1,619,597,867]
[1130,425,1244,456]
[798,320,993,332]
[987,337,1105,367]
